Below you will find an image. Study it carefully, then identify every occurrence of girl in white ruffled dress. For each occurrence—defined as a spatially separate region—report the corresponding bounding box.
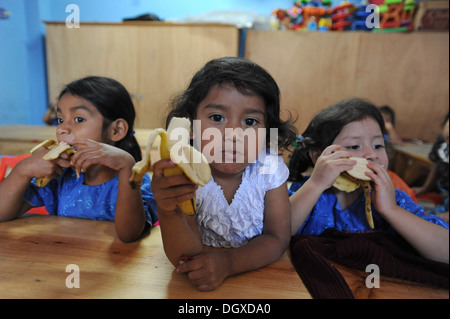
[151,57,297,291]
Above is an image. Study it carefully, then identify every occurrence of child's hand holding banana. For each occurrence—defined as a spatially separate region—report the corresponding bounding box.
[129,117,211,216]
[333,156,375,229]
[30,140,77,187]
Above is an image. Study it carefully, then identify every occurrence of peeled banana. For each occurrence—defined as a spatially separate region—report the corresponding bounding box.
[332,157,374,229]
[129,117,211,216]
[30,139,76,187]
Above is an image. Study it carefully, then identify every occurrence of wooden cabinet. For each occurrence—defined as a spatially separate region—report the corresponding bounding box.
[45,22,239,129]
[245,31,449,143]
[46,23,448,142]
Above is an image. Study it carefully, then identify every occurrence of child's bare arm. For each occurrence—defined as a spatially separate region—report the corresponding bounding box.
[0,149,70,221]
[114,155,148,243]
[368,161,449,264]
[152,159,203,264]
[226,182,291,272]
[290,145,356,234]
[177,182,291,291]
[0,166,34,221]
[70,139,149,242]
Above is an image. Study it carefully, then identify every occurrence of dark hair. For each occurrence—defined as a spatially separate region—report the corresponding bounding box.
[166,57,297,151]
[442,112,449,127]
[288,97,388,182]
[58,76,141,161]
[378,105,396,126]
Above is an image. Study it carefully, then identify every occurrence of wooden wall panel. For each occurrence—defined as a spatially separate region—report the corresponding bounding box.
[46,23,239,129]
[245,31,449,143]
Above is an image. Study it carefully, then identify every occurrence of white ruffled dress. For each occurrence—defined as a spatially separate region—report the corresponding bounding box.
[195,152,289,248]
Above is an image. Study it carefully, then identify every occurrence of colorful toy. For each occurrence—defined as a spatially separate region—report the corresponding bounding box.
[271,0,417,32]
[351,4,372,31]
[331,2,354,31]
[380,0,404,28]
[303,0,332,26]
[400,0,416,30]
[318,17,332,31]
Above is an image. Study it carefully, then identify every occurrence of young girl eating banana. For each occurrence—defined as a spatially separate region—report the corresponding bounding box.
[0,76,157,243]
[288,98,448,264]
[150,57,297,291]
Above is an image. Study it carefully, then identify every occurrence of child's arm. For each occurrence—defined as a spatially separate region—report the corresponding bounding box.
[151,159,203,263]
[384,121,403,145]
[177,182,291,291]
[290,145,356,234]
[0,148,70,221]
[368,162,449,264]
[412,166,438,196]
[0,165,35,221]
[70,139,149,243]
[114,158,148,243]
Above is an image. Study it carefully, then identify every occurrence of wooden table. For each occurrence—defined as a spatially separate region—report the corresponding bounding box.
[392,142,434,185]
[0,215,447,300]
[0,215,310,299]
[0,125,154,156]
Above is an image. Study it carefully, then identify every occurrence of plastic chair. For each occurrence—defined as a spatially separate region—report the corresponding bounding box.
[0,154,49,215]
[0,154,30,183]
[388,170,418,203]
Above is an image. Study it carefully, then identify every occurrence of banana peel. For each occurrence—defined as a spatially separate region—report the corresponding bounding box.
[332,157,374,229]
[30,139,76,187]
[361,181,374,229]
[129,117,211,216]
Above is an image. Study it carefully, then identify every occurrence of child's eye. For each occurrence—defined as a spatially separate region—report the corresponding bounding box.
[210,114,224,122]
[74,117,85,123]
[56,118,64,124]
[244,118,259,126]
[345,145,360,150]
[374,144,385,150]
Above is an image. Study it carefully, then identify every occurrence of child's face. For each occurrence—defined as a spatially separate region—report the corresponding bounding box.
[56,93,106,146]
[333,117,389,169]
[194,84,266,176]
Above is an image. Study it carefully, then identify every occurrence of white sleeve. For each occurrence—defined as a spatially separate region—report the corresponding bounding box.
[257,152,289,191]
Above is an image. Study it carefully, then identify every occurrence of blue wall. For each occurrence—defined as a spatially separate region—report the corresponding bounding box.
[1,0,326,125]
[0,0,47,124]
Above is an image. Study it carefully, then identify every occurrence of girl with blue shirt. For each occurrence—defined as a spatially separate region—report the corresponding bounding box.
[288,98,448,264]
[0,76,157,242]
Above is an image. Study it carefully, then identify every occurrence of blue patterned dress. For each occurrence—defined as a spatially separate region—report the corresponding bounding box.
[23,168,158,225]
[289,176,448,235]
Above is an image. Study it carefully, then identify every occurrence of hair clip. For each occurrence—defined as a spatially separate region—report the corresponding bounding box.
[293,135,305,148]
[132,130,136,136]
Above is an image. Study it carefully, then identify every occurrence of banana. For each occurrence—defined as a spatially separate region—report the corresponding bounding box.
[332,157,374,229]
[30,139,57,154]
[361,181,374,229]
[333,174,361,193]
[30,139,76,187]
[345,157,372,181]
[129,117,211,216]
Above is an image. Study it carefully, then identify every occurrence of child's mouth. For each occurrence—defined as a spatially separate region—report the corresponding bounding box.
[223,150,245,162]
